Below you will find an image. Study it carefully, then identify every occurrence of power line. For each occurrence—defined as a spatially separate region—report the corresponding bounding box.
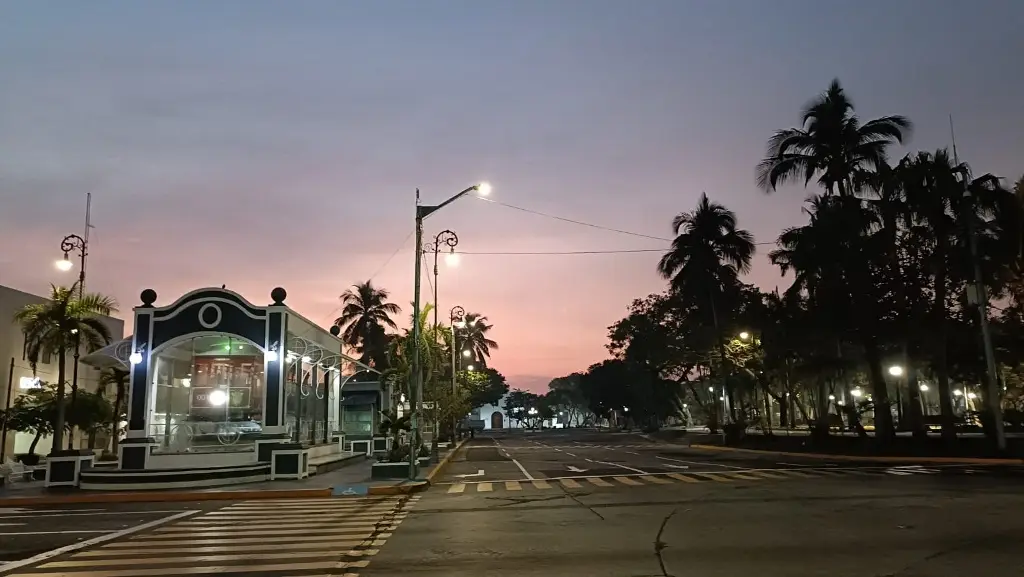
[320,228,415,326]
[474,197,673,242]
[474,196,777,247]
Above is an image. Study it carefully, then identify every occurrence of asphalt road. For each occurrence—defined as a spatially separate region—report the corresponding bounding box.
[3,429,1023,576]
[364,428,1024,576]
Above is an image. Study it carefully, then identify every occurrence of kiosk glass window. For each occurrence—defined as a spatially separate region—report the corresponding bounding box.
[150,335,264,453]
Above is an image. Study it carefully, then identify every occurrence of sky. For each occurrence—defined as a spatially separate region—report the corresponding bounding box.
[1,1,1022,393]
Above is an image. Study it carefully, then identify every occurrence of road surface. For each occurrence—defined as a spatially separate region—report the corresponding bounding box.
[2,428,1022,576]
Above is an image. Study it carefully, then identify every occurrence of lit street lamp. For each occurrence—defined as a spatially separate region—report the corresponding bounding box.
[738,331,750,341]
[888,365,904,377]
[409,183,490,480]
[57,232,88,450]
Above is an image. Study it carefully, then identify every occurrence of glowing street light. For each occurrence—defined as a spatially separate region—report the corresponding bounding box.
[850,388,863,398]
[739,331,750,341]
[55,256,74,271]
[462,350,472,357]
[919,384,929,392]
[466,365,475,372]
[888,365,904,377]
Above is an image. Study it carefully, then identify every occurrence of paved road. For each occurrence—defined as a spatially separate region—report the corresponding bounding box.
[3,429,1023,576]
[366,428,1024,576]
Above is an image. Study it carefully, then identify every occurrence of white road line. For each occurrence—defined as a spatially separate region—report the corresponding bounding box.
[0,510,184,520]
[0,509,198,575]
[0,523,26,527]
[565,452,577,457]
[0,508,107,515]
[625,451,640,455]
[0,530,112,535]
[585,458,648,474]
[510,458,535,480]
[655,455,747,469]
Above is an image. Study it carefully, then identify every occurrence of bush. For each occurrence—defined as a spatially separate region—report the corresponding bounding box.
[723,422,747,444]
[378,443,430,463]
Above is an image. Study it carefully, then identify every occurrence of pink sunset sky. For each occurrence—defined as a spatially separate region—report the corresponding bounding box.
[1,2,1021,393]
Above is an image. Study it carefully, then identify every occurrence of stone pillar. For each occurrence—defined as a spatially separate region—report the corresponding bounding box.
[120,288,158,470]
[257,287,289,461]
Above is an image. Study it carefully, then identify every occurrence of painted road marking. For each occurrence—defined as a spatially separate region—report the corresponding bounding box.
[667,473,700,483]
[0,510,197,574]
[430,465,1004,494]
[640,475,672,484]
[2,497,416,577]
[505,481,522,491]
[656,455,748,469]
[511,458,535,480]
[585,458,648,474]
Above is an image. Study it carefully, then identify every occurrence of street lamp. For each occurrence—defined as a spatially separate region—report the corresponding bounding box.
[466,365,475,372]
[449,305,465,448]
[409,184,490,480]
[424,230,460,334]
[57,232,88,450]
[888,365,904,377]
[738,331,750,341]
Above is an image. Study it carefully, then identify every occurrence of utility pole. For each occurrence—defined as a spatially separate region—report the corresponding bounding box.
[951,115,1006,451]
[1,358,14,463]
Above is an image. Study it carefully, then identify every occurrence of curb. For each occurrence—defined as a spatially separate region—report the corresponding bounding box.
[425,438,468,485]
[689,444,1024,465]
[367,481,429,495]
[0,488,334,507]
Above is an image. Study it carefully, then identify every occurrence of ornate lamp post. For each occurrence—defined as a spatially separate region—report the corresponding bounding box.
[449,306,465,444]
[56,233,88,450]
[423,230,460,332]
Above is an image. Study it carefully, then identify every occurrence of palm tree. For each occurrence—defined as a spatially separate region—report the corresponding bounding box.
[333,281,401,368]
[97,367,129,456]
[771,195,898,439]
[658,193,755,420]
[15,284,117,452]
[757,78,911,197]
[458,313,498,367]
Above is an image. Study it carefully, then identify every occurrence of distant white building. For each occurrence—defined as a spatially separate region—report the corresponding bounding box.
[469,394,580,430]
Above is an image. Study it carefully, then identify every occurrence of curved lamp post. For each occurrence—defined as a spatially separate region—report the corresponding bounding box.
[449,305,465,446]
[56,233,88,450]
[409,183,489,480]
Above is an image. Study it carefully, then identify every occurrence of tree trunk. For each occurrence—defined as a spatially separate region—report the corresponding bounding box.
[932,267,957,441]
[707,293,736,422]
[863,337,895,442]
[52,348,67,452]
[905,358,927,440]
[29,431,43,455]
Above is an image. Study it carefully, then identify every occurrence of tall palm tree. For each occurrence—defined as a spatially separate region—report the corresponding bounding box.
[333,281,401,368]
[758,78,911,197]
[458,313,498,367]
[15,284,117,452]
[97,367,129,456]
[658,193,755,420]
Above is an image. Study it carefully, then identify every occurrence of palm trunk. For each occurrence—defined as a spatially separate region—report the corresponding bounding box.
[932,261,957,441]
[707,292,735,422]
[863,337,895,442]
[52,348,67,452]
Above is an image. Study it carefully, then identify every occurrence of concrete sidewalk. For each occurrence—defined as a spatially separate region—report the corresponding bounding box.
[0,445,463,505]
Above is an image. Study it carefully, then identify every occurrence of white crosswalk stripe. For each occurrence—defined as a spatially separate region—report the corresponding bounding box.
[3,495,420,577]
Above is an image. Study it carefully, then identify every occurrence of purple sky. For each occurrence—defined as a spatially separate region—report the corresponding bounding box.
[1,1,1022,393]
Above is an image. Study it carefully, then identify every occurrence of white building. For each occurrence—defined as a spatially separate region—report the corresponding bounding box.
[0,284,125,458]
[470,394,583,430]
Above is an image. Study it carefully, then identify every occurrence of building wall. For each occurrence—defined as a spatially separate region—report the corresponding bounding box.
[0,284,125,459]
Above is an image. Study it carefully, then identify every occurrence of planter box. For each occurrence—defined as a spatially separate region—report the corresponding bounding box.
[371,457,432,479]
[371,461,416,479]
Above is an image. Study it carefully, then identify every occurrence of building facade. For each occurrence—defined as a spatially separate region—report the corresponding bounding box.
[0,284,125,459]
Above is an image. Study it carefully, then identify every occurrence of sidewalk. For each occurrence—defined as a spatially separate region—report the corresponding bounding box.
[0,441,465,506]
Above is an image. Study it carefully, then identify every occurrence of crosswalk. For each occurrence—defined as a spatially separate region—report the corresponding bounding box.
[443,465,963,495]
[4,495,420,577]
